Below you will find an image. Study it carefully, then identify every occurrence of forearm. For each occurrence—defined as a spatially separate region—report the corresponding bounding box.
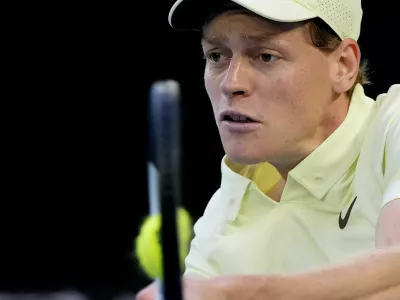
[226,246,400,300]
[359,284,400,300]
[297,246,400,300]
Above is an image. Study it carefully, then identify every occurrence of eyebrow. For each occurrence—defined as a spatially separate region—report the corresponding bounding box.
[201,32,279,46]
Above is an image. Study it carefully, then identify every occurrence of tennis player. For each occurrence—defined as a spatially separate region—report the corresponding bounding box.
[137,0,399,299]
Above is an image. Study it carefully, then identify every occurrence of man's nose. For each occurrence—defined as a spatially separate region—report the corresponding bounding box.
[220,56,253,99]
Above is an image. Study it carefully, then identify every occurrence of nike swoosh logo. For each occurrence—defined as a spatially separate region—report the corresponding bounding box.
[339,196,357,229]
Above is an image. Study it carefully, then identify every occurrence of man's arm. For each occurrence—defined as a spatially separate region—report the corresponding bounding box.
[223,244,400,300]
[136,244,400,300]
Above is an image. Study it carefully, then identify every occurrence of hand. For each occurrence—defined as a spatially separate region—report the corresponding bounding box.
[135,278,230,300]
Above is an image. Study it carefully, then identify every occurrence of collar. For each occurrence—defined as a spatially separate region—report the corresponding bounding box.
[220,158,253,221]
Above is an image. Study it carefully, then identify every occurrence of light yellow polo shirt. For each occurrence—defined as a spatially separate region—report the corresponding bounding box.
[184,84,400,278]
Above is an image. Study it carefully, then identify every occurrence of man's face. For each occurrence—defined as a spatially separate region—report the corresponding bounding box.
[202,11,342,169]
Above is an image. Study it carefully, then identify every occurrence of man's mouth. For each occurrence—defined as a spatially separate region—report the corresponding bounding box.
[221,111,258,123]
[224,115,255,123]
[219,111,261,132]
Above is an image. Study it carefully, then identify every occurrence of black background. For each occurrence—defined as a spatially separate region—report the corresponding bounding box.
[0,1,398,299]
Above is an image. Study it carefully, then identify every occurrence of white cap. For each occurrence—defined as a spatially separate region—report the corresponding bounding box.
[168,0,363,41]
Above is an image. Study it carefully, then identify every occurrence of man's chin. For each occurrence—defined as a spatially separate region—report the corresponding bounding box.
[225,152,264,166]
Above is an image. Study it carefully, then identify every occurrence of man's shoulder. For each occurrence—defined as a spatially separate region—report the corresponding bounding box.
[362,84,400,135]
[378,84,400,97]
[375,84,400,113]
[356,84,399,186]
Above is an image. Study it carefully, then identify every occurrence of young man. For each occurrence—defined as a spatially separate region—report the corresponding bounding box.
[137,0,399,299]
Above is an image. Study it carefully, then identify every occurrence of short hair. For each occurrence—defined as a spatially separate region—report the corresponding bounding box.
[306,18,371,97]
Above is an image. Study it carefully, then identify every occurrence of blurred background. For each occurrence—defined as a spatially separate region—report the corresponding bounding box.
[1,0,398,299]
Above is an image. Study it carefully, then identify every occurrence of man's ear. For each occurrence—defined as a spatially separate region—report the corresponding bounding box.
[329,39,361,94]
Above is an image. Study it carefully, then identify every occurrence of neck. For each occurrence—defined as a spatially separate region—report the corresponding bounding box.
[271,92,351,190]
[320,92,351,143]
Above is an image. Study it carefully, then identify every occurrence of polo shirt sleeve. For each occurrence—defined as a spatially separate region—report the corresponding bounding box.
[382,116,400,207]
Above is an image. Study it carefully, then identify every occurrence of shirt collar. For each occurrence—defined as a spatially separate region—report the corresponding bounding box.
[220,158,252,221]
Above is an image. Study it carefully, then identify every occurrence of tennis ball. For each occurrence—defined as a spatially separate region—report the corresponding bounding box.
[134,207,193,279]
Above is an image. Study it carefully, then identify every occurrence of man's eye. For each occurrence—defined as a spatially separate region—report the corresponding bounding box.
[258,53,279,62]
[205,53,227,63]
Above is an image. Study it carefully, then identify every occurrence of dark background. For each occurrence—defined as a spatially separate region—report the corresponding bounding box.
[1,1,398,299]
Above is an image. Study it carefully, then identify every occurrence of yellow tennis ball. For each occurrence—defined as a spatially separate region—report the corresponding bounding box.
[135,207,193,279]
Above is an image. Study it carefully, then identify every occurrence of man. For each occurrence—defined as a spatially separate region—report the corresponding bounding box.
[138,0,399,299]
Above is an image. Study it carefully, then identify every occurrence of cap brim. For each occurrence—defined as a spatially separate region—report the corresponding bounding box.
[168,0,317,31]
[168,0,228,31]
